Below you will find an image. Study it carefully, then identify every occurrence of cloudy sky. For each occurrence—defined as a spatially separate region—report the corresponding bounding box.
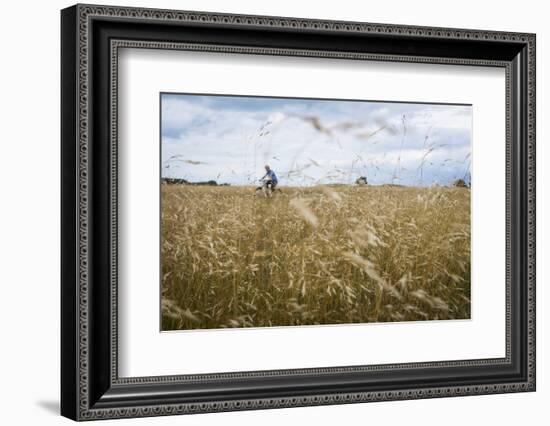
[161,93,472,187]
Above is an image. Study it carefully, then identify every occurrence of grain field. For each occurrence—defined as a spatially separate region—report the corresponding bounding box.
[161,184,470,330]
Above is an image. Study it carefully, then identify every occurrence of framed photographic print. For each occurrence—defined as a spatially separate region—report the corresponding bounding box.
[61,4,536,421]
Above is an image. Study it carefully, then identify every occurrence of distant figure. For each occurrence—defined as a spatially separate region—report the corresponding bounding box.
[256,165,279,198]
[261,164,278,190]
[356,176,368,185]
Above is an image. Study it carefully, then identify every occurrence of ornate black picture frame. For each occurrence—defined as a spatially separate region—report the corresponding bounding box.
[61,4,536,421]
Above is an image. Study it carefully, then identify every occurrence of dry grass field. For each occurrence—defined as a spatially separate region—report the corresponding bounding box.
[161,184,470,330]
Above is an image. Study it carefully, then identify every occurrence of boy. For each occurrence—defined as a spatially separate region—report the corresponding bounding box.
[261,164,278,191]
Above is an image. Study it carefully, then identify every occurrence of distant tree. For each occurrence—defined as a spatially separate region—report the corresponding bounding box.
[162,178,230,186]
[163,178,189,185]
[453,178,468,188]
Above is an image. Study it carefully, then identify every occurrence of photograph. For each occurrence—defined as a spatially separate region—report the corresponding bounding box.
[160,93,473,331]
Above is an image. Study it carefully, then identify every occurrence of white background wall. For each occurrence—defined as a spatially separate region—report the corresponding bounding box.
[0,0,547,424]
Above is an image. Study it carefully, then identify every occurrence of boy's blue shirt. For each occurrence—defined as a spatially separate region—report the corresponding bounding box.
[264,170,278,183]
